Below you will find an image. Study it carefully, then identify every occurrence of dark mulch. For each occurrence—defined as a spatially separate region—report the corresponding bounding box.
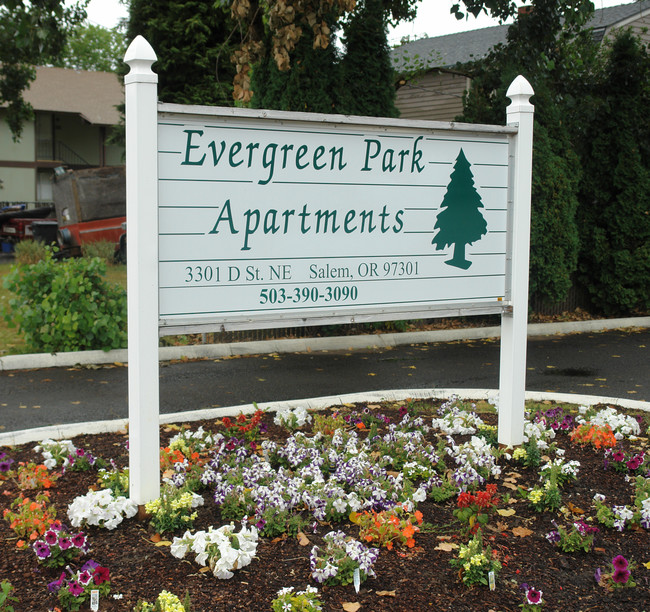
[1,401,649,611]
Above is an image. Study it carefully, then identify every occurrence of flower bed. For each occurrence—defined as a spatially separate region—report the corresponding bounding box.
[1,398,649,610]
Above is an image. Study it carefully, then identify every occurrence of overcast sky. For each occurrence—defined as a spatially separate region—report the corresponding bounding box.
[84,0,637,44]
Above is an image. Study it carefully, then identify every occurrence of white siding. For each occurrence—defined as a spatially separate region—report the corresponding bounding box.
[607,14,650,46]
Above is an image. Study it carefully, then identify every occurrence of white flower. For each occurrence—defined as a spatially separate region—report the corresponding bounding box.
[412,487,427,503]
[67,489,137,529]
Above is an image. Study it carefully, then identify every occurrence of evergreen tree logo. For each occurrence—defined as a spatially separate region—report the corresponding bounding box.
[431,148,488,270]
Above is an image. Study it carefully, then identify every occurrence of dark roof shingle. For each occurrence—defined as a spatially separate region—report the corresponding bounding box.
[392,0,650,72]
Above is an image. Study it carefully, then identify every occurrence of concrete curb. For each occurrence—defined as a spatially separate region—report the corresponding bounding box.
[1,316,649,372]
[1,388,648,447]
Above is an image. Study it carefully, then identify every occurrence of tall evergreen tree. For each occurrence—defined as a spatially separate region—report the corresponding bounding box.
[459,0,595,304]
[338,0,399,117]
[251,27,340,113]
[576,30,650,314]
[126,0,236,106]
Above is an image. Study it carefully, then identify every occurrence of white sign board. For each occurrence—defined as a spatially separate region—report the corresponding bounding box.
[157,108,517,333]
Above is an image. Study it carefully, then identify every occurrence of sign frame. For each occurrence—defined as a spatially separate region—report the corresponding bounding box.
[124,36,534,504]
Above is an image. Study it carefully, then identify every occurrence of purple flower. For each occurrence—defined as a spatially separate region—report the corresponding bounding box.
[526,587,543,605]
[81,559,100,573]
[612,568,631,584]
[627,458,640,470]
[78,570,93,585]
[68,580,84,597]
[44,530,58,545]
[545,530,560,543]
[594,567,602,583]
[398,405,408,418]
[612,555,628,571]
[33,541,51,559]
[75,448,85,457]
[0,457,14,472]
[612,451,625,462]
[47,572,66,593]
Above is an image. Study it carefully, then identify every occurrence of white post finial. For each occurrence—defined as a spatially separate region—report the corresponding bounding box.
[498,75,535,447]
[506,75,534,119]
[124,36,160,505]
[124,35,158,84]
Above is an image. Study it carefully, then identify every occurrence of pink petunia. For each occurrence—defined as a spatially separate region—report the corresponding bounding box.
[526,587,543,605]
[68,580,84,597]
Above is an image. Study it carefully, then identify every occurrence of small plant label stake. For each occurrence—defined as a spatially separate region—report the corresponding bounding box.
[488,571,496,591]
[354,567,361,593]
[90,589,99,611]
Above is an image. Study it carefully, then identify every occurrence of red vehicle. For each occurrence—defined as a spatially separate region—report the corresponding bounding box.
[53,166,126,261]
[0,205,55,251]
[0,166,126,259]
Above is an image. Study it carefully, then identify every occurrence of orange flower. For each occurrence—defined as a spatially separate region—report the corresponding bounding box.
[402,522,415,539]
[16,540,25,548]
[406,538,415,548]
[386,541,393,550]
[414,510,423,524]
[356,422,366,430]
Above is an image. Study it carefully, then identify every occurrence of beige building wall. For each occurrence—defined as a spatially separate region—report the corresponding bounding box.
[0,167,35,203]
[0,110,35,163]
[608,14,650,45]
[395,71,470,122]
[0,111,37,202]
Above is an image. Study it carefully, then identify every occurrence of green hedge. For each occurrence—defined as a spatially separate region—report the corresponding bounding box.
[2,249,127,353]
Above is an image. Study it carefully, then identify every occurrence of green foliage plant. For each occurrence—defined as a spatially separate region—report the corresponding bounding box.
[450,531,501,587]
[97,468,130,497]
[0,580,18,612]
[312,413,347,437]
[522,480,562,513]
[144,487,200,535]
[13,240,48,265]
[81,240,117,264]
[2,248,127,352]
[546,519,598,553]
[271,586,323,612]
[133,590,192,612]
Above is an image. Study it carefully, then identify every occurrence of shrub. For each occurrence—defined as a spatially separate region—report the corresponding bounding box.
[81,240,116,264]
[2,248,127,352]
[13,240,48,265]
